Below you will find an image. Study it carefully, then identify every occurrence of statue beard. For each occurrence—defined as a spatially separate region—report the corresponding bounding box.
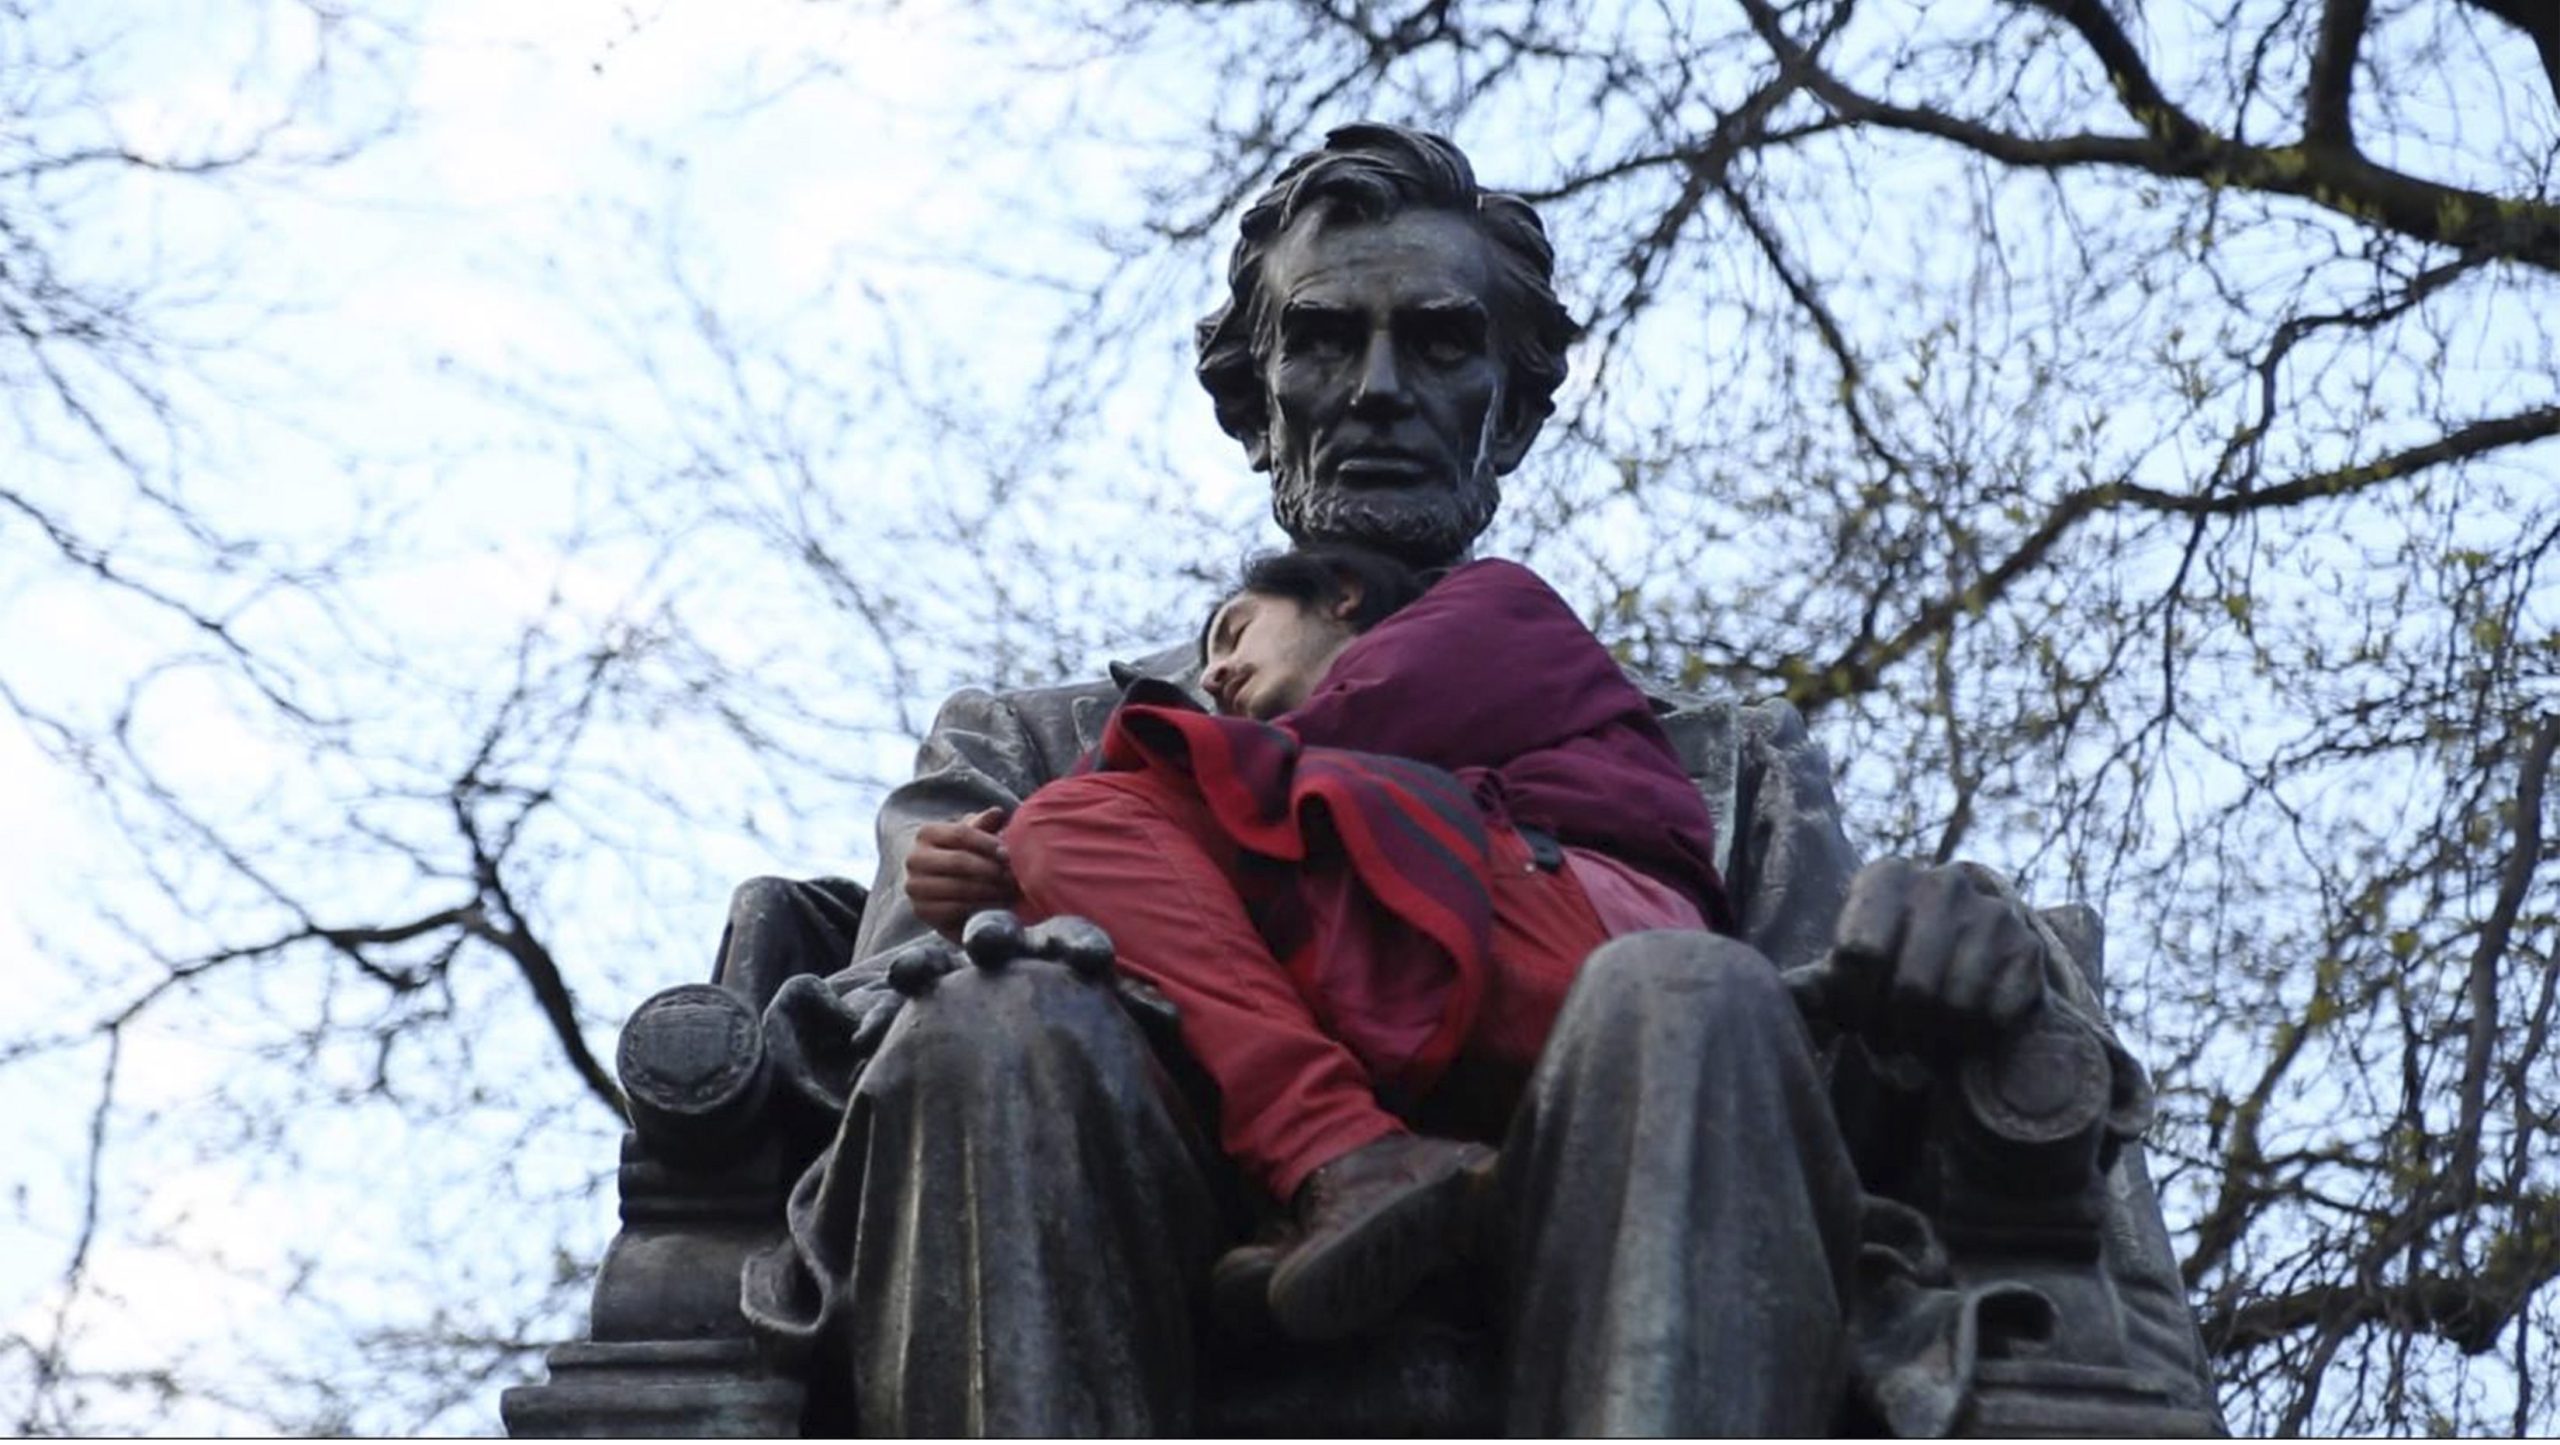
[1269,464,1500,566]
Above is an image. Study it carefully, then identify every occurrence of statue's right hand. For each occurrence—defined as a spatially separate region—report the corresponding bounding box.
[1818,856,2047,1059]
[907,806,1019,940]
[883,910,1116,997]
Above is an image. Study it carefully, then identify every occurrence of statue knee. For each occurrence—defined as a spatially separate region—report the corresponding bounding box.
[1564,930,1795,1039]
[727,873,803,921]
[717,875,835,1004]
[880,955,1154,1100]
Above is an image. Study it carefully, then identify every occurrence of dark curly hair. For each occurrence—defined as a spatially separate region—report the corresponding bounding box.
[1192,123,1580,471]
[1195,544,1435,665]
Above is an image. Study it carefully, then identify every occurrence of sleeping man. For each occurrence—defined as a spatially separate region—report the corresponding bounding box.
[905,543,1729,1341]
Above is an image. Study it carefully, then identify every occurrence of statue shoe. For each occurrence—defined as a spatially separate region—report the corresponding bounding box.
[1207,1239,1286,1338]
[1266,1133,1498,1341]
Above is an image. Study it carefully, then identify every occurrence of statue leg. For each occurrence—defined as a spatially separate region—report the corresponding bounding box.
[1497,931,1864,1435]
[713,875,868,1008]
[767,958,1225,1435]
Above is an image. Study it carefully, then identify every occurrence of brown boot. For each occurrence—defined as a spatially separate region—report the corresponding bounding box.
[1265,1133,1497,1341]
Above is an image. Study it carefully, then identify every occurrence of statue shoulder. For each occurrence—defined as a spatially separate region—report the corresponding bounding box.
[1640,689,1855,971]
[921,638,1199,783]
[1647,693,1824,802]
[919,678,1110,788]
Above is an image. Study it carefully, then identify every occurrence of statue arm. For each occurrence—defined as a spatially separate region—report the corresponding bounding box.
[1729,702,2221,1423]
[1729,698,2107,1083]
[847,679,1116,975]
[1726,699,1864,975]
[848,688,1054,973]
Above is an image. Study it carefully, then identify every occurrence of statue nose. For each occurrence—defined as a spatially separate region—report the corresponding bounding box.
[1349,334,1411,415]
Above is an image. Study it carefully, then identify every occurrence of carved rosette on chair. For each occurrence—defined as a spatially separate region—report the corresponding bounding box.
[499,984,810,1438]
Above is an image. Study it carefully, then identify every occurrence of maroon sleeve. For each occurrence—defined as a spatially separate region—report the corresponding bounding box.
[1279,559,1643,766]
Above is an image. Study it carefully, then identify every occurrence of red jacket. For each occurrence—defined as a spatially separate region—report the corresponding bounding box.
[1093,559,1729,1092]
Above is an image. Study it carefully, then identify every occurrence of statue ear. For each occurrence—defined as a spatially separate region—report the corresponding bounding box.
[1488,394,1548,475]
[1239,387,1276,471]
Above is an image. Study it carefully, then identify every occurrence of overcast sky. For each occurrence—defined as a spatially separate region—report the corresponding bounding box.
[0,3,1262,1429]
[8,0,2553,1433]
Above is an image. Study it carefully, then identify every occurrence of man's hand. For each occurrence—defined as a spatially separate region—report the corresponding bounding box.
[906,806,1019,941]
[1824,857,2048,1057]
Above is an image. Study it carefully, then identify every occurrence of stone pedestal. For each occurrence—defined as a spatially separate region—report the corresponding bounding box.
[501,1340,803,1438]
[504,986,809,1437]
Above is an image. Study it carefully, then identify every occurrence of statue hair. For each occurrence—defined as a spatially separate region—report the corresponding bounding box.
[1193,123,1580,469]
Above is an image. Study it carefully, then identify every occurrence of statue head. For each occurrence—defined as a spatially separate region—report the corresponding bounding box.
[1195,123,1579,565]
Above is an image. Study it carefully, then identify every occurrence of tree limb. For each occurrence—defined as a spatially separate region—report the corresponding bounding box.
[2450,715,2560,1193]
[2019,0,2215,154]
[1736,0,2560,273]
[1786,406,2560,711]
[2303,0,2372,147]
[2204,1243,2560,1354]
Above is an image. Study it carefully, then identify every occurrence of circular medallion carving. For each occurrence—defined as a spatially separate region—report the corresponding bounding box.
[1960,1011,2110,1147]
[619,983,762,1117]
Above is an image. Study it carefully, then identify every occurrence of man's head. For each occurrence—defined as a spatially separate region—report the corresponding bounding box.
[1195,124,1579,566]
[1198,545,1429,720]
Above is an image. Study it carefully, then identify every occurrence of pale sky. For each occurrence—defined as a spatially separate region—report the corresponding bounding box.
[4,0,2553,1433]
[0,2,1265,1430]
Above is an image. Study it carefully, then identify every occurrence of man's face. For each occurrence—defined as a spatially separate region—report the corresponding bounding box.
[1258,207,1522,565]
[1200,588,1359,721]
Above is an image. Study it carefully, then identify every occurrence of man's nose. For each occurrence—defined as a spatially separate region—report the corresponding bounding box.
[1201,660,1237,705]
[1349,332,1412,416]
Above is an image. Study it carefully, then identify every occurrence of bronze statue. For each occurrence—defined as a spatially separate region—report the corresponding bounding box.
[503,123,2224,1438]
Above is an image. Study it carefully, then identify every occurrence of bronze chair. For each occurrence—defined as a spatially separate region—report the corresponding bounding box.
[501,699,2221,1437]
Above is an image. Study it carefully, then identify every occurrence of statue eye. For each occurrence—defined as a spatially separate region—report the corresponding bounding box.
[1411,314,1483,366]
[1282,313,1358,361]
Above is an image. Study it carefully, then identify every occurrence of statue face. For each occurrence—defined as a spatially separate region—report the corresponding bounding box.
[1258,208,1517,564]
